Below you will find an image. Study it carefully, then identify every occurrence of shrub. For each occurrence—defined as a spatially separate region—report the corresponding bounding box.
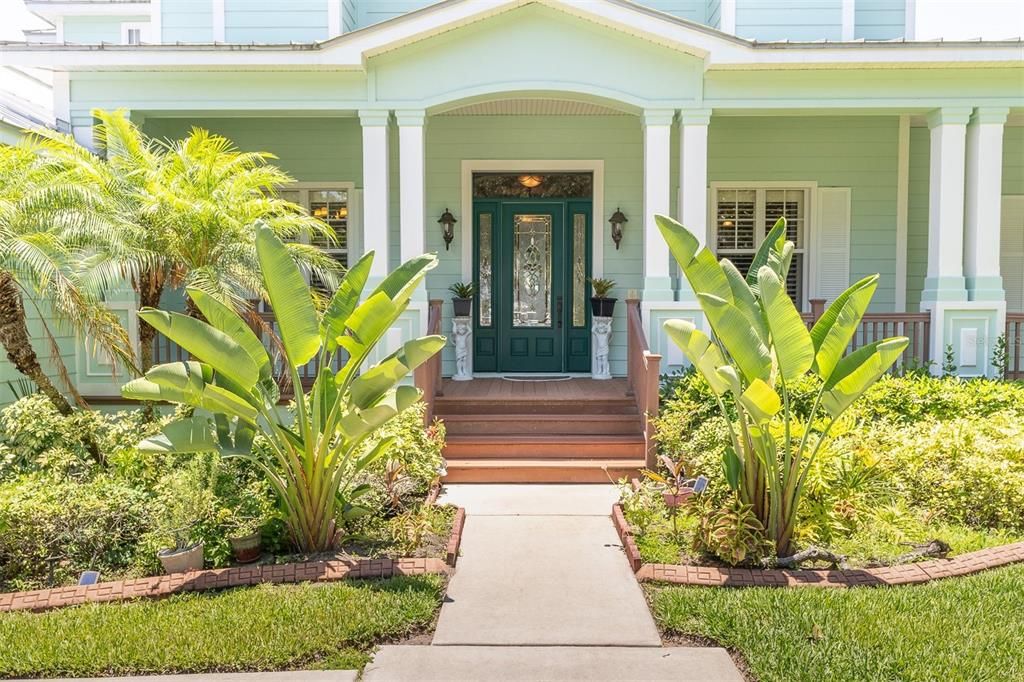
[0,474,153,591]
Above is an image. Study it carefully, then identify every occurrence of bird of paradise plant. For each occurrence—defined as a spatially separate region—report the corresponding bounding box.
[656,214,908,557]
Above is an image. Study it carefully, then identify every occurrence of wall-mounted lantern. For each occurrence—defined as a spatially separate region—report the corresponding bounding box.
[439,208,457,250]
[609,208,628,250]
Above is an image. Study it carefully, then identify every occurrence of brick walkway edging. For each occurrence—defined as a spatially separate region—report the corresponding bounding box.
[612,503,1024,588]
[0,506,467,614]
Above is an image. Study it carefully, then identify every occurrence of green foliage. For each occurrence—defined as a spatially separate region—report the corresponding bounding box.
[0,576,445,678]
[123,228,443,552]
[651,564,1024,682]
[992,333,1009,378]
[447,281,476,298]
[656,214,907,557]
[695,497,771,566]
[942,343,958,377]
[650,371,1024,564]
[0,397,280,590]
[588,277,616,298]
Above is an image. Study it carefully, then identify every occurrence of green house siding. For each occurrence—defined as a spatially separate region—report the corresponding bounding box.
[225,0,329,43]
[706,0,722,29]
[643,0,710,24]
[855,0,907,41]
[162,0,214,43]
[62,16,149,44]
[1003,127,1024,197]
[0,299,78,409]
[735,0,842,42]
[356,0,434,29]
[708,116,900,311]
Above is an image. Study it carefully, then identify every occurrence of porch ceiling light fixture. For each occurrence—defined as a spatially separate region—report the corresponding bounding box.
[518,174,543,189]
[438,208,457,250]
[609,207,628,250]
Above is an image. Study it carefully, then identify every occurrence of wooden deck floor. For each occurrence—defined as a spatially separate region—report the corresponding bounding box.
[439,377,631,402]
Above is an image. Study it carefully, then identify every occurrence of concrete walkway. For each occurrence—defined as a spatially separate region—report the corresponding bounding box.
[363,484,744,681]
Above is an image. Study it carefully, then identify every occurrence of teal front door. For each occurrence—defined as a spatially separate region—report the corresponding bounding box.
[473,197,592,374]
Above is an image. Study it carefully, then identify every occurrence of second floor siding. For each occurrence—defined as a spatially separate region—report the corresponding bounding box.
[49,0,911,45]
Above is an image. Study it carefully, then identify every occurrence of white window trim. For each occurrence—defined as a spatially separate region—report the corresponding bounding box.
[120,22,151,45]
[281,180,360,264]
[709,180,818,311]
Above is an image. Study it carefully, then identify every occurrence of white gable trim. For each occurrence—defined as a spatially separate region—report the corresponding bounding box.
[5,0,1023,71]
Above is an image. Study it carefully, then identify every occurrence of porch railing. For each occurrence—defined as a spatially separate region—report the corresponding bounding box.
[626,299,661,469]
[1006,313,1024,381]
[801,299,932,373]
[414,299,445,424]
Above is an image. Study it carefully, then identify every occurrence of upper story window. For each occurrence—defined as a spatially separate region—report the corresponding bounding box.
[712,187,808,307]
[120,23,150,45]
[279,185,350,290]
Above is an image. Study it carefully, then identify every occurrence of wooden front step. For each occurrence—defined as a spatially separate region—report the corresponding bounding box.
[443,413,642,436]
[443,458,645,483]
[444,434,645,459]
[435,398,638,416]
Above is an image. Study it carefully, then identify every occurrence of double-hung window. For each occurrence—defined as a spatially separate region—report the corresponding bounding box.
[279,184,351,290]
[712,186,809,309]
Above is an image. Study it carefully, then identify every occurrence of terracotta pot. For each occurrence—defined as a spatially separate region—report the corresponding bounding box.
[590,297,617,317]
[229,532,263,564]
[452,297,473,317]
[663,490,693,508]
[157,542,204,574]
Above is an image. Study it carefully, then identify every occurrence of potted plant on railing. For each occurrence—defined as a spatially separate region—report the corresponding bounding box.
[448,282,476,317]
[589,277,617,317]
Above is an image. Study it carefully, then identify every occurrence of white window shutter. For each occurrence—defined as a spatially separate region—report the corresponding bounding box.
[814,187,851,304]
[1001,196,1024,312]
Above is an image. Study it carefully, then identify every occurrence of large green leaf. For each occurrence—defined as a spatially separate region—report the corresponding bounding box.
[721,259,768,341]
[138,416,219,453]
[200,383,259,423]
[722,446,743,491]
[757,266,814,382]
[810,275,879,380]
[747,217,787,294]
[121,376,190,404]
[663,319,730,395]
[656,215,732,303]
[322,250,373,352]
[255,223,321,367]
[371,253,437,308]
[349,336,446,409]
[738,378,782,425]
[345,291,399,347]
[821,337,910,418]
[187,288,271,381]
[698,293,773,384]
[138,309,259,391]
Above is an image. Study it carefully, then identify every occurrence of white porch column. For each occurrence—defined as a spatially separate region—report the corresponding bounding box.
[359,109,391,278]
[964,107,1009,302]
[920,107,1003,377]
[921,107,971,304]
[678,109,711,301]
[642,109,674,300]
[397,110,426,264]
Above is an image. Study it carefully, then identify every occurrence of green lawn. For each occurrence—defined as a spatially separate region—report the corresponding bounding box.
[0,575,445,678]
[650,564,1024,682]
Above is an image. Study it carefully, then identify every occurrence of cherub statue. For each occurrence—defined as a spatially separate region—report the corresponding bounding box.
[452,317,472,381]
[592,316,613,380]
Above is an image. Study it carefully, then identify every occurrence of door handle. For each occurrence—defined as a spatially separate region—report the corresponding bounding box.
[556,296,563,329]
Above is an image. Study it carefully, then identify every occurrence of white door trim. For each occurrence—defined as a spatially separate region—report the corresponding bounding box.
[459,159,605,281]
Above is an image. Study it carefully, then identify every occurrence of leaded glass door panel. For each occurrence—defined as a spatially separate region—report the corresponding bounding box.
[498,203,565,372]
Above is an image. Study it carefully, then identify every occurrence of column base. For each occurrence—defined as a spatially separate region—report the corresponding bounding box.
[920,300,1005,378]
[640,301,707,374]
[921,276,968,303]
[642,277,676,302]
[966,276,1005,302]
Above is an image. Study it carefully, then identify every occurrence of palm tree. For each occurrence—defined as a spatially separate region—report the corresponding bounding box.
[38,110,342,373]
[0,140,135,416]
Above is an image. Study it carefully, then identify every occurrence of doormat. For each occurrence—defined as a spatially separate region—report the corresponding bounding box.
[501,375,573,382]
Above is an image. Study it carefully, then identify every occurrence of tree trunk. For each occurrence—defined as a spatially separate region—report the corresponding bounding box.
[137,275,164,374]
[0,272,105,464]
[0,272,74,415]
